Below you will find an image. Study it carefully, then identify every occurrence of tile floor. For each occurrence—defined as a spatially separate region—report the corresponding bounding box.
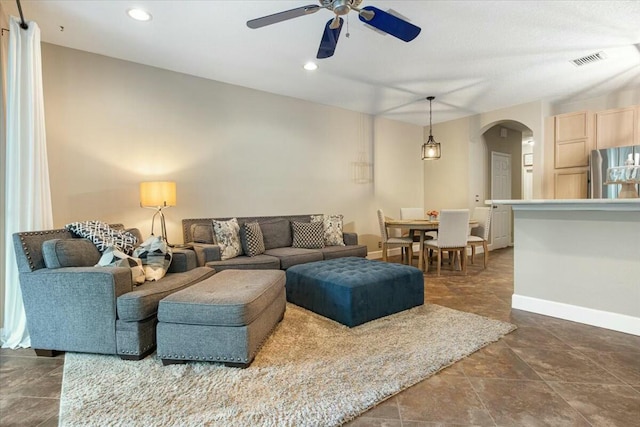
[1,248,638,426]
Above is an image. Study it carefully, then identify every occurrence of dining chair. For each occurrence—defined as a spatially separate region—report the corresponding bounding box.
[467,206,492,269]
[377,209,414,264]
[399,207,424,262]
[423,209,470,275]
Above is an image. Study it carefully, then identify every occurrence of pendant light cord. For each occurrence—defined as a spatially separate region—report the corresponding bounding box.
[429,98,432,136]
[427,96,435,138]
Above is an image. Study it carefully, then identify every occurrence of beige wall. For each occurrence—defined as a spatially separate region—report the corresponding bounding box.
[40,43,424,249]
[422,117,470,211]
[552,87,640,115]
[425,100,545,211]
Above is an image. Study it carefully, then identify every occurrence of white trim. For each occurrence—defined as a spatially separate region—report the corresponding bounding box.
[366,247,403,260]
[512,294,640,336]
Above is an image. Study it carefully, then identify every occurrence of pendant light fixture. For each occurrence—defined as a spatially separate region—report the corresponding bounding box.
[421,96,441,160]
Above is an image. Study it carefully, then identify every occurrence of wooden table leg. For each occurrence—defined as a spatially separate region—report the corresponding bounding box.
[418,231,425,271]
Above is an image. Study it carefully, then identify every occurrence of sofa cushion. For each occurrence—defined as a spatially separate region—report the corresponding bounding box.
[158,270,285,326]
[190,223,215,244]
[259,218,292,249]
[212,218,243,260]
[116,267,216,322]
[205,254,280,271]
[42,238,102,269]
[319,244,368,260]
[240,222,265,257]
[65,220,138,254]
[264,247,323,270]
[312,214,346,247]
[291,221,325,249]
[167,248,197,273]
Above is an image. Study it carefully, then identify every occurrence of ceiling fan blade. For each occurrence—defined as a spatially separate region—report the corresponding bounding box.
[317,17,343,59]
[357,6,421,42]
[247,4,321,29]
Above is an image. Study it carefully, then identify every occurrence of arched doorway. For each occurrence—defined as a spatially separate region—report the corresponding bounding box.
[481,120,533,249]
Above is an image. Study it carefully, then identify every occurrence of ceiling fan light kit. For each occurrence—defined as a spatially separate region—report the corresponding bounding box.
[247,0,421,59]
[422,96,442,160]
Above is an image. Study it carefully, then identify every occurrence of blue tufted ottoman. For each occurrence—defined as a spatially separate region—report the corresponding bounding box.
[285,257,424,327]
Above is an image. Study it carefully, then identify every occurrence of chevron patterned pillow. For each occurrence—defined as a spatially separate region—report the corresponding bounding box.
[291,221,325,249]
[65,220,138,255]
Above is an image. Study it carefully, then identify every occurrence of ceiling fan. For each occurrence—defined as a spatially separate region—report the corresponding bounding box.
[247,0,421,59]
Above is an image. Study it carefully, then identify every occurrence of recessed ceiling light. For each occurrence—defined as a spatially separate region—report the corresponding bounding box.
[303,61,318,71]
[127,8,152,22]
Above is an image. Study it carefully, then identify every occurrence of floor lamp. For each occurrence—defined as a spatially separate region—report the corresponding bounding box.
[139,181,176,244]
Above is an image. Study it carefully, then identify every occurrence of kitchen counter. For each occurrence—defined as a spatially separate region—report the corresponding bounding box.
[490,199,640,335]
[489,198,640,211]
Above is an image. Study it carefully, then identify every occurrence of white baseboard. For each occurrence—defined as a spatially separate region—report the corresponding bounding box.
[367,247,403,260]
[512,294,640,336]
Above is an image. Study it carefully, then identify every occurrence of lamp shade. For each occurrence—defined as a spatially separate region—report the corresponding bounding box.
[140,181,176,207]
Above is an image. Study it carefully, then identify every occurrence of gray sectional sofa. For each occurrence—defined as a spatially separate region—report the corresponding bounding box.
[12,226,215,360]
[182,214,368,271]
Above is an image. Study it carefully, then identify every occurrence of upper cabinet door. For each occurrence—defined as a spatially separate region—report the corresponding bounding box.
[596,106,639,149]
[554,111,592,169]
[556,111,589,141]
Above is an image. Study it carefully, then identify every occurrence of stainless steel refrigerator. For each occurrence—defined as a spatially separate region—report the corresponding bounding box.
[590,145,640,199]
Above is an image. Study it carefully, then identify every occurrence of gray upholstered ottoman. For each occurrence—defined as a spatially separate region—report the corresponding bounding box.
[286,257,424,327]
[157,269,286,368]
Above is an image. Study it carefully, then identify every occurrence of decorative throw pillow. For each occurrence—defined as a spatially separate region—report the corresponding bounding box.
[212,218,243,260]
[133,235,173,281]
[240,222,265,257]
[291,221,325,249]
[65,220,138,255]
[96,246,146,285]
[259,218,292,249]
[311,214,346,247]
[190,223,215,244]
[310,214,324,223]
[42,238,102,268]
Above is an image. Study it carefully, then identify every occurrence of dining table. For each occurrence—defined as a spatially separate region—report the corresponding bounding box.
[385,218,479,271]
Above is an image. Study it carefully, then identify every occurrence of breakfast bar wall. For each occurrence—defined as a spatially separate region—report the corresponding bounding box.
[492,199,640,335]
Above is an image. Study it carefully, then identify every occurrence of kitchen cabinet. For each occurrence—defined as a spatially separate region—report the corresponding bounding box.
[556,111,589,141]
[554,111,592,169]
[544,105,639,200]
[595,106,639,149]
[555,169,588,199]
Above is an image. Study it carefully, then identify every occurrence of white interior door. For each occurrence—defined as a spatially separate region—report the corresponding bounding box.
[491,152,512,249]
[523,168,533,200]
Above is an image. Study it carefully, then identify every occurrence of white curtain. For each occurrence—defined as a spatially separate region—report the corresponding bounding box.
[1,16,52,348]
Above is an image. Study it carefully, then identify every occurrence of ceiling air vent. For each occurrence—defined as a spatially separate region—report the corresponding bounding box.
[570,51,607,67]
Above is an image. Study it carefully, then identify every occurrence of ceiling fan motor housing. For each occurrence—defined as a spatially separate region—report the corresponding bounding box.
[321,0,362,15]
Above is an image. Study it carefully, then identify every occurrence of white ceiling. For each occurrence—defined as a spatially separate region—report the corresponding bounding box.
[2,0,640,126]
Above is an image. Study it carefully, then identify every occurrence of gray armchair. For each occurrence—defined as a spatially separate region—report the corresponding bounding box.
[12,225,215,360]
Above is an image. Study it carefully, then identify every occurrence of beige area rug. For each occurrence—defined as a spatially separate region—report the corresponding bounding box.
[59,303,515,427]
